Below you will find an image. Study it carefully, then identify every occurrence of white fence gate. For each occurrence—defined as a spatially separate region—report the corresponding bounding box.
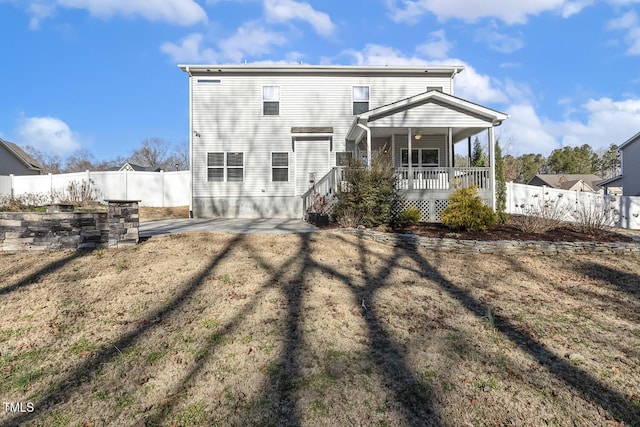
[506,182,640,230]
[0,170,190,207]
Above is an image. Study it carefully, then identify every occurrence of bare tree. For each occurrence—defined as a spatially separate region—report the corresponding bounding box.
[64,149,96,172]
[167,139,189,171]
[129,137,171,170]
[23,145,63,174]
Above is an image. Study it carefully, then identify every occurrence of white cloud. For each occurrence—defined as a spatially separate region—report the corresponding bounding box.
[22,0,207,28]
[161,33,219,63]
[416,30,453,59]
[608,10,640,54]
[162,23,287,63]
[341,41,508,105]
[28,2,55,30]
[18,116,81,154]
[219,21,288,62]
[475,24,524,53]
[264,0,335,36]
[561,0,593,18]
[501,97,640,155]
[385,0,574,25]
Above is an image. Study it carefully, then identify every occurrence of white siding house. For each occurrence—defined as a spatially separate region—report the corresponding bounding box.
[179,65,509,219]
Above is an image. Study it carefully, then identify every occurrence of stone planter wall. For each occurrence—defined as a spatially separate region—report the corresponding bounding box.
[336,228,640,256]
[0,201,139,252]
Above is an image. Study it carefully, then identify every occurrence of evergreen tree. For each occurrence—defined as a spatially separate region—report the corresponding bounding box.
[471,137,487,167]
[494,140,508,223]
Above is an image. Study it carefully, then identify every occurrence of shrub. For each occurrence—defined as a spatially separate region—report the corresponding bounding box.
[572,195,619,236]
[51,179,100,206]
[396,206,422,228]
[440,186,497,231]
[511,193,567,234]
[0,193,50,212]
[333,150,400,228]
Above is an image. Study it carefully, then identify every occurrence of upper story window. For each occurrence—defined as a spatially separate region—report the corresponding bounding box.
[427,86,443,92]
[353,86,369,115]
[263,86,280,116]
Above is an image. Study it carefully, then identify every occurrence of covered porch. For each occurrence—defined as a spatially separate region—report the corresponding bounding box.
[346,90,508,221]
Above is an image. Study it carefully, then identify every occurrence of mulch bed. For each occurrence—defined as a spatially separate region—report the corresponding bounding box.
[315,220,635,243]
[402,222,635,243]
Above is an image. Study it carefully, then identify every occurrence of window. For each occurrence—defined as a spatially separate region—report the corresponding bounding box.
[207,152,243,182]
[421,149,439,166]
[336,151,353,166]
[353,86,369,115]
[263,86,280,116]
[427,86,443,92]
[401,148,439,167]
[272,152,289,182]
[227,152,244,182]
[207,152,224,181]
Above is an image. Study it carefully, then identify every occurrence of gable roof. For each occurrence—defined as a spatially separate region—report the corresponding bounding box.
[0,138,42,172]
[346,90,509,141]
[106,162,162,172]
[619,131,640,150]
[528,174,604,191]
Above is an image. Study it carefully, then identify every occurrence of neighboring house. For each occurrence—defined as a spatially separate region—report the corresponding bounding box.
[527,174,605,193]
[0,138,42,175]
[179,65,509,219]
[106,162,162,172]
[599,132,640,196]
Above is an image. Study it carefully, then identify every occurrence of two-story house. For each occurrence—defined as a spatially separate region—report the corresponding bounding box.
[179,65,508,220]
[600,131,640,196]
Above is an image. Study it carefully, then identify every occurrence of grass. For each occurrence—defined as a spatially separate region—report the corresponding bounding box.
[0,231,639,426]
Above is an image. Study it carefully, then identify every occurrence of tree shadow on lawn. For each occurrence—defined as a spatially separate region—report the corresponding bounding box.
[395,237,640,425]
[0,250,88,297]
[1,235,248,427]
[141,234,309,426]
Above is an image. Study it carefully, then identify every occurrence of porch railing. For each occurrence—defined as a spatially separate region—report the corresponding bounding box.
[302,166,491,217]
[395,167,491,191]
[301,167,345,217]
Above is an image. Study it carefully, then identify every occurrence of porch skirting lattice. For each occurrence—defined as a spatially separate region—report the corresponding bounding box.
[395,197,492,223]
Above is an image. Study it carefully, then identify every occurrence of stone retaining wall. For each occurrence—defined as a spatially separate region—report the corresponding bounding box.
[0,201,139,252]
[336,228,640,255]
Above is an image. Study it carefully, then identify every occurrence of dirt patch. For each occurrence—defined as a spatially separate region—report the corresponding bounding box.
[0,232,638,426]
[139,206,189,222]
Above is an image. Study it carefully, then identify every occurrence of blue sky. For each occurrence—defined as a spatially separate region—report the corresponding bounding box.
[1,0,640,161]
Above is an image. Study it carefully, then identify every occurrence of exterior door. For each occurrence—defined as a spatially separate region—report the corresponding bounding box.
[295,139,330,196]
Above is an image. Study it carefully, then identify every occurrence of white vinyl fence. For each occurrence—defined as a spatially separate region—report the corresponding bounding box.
[0,170,190,207]
[506,182,640,230]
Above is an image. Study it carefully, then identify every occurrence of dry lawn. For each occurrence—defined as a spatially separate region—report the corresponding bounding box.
[0,232,639,427]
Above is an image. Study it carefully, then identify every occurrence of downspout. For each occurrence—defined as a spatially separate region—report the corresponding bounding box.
[187,66,194,217]
[357,122,372,168]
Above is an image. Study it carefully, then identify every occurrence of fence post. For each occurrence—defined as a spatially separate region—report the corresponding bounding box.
[161,170,165,208]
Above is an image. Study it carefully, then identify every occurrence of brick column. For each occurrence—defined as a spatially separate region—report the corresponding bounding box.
[106,200,140,248]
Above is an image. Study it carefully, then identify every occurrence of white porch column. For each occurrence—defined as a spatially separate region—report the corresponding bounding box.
[408,127,413,190]
[488,126,496,210]
[391,134,396,166]
[448,127,453,187]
